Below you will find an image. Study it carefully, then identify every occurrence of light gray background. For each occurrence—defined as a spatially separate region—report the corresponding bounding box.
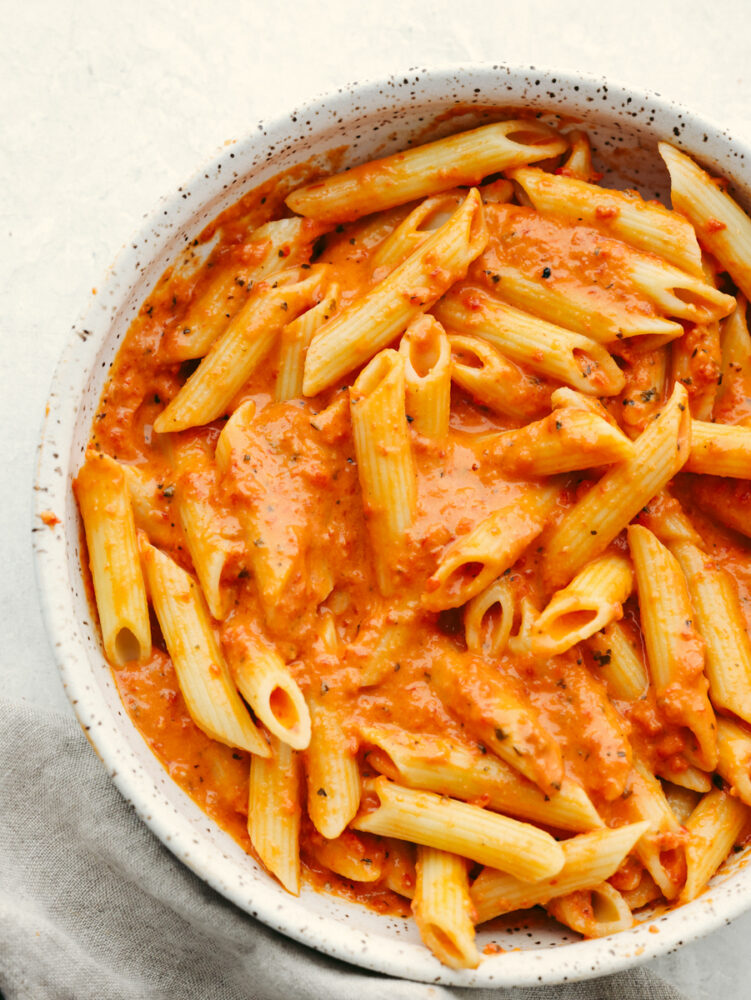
[4,0,750,995]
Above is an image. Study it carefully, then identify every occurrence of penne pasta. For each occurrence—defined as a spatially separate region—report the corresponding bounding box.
[350,350,416,596]
[628,525,717,771]
[249,735,302,894]
[119,460,181,550]
[306,697,361,840]
[154,267,324,432]
[140,541,268,756]
[353,776,565,882]
[275,283,341,401]
[164,433,240,621]
[546,882,633,939]
[541,383,691,590]
[586,621,649,701]
[464,575,516,659]
[361,725,601,832]
[690,476,751,539]
[303,189,488,395]
[715,293,751,425]
[423,484,559,611]
[436,286,625,396]
[412,848,480,969]
[510,165,703,275]
[370,192,465,273]
[484,404,635,477]
[716,716,751,807]
[527,550,633,658]
[621,759,687,900]
[224,634,311,751]
[660,142,751,301]
[73,453,151,665]
[287,120,567,221]
[686,419,751,478]
[305,829,384,884]
[448,334,551,420]
[679,788,750,903]
[398,314,451,438]
[470,822,649,924]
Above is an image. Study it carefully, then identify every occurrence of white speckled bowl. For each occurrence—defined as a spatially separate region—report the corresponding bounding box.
[33,65,751,987]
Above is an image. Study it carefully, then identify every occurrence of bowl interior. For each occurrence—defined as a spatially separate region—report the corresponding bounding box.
[33,64,751,987]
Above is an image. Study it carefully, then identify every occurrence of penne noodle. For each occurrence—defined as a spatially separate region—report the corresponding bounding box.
[657,763,712,794]
[356,603,419,688]
[352,776,565,882]
[436,286,625,396]
[670,319,721,421]
[510,166,703,275]
[350,350,417,596]
[398,314,451,438]
[660,142,751,301]
[305,829,384,883]
[621,759,688,900]
[412,848,480,969]
[715,293,751,425]
[628,525,717,771]
[484,404,635,477]
[625,255,735,326]
[119,461,181,550]
[679,788,750,903]
[686,419,751,478]
[470,822,649,924]
[224,635,311,751]
[621,871,663,910]
[275,283,341,401]
[370,192,465,272]
[73,453,151,665]
[361,725,601,832]
[586,621,649,701]
[154,267,324,432]
[303,189,488,395]
[305,697,361,840]
[617,346,670,439]
[429,646,564,793]
[464,575,516,658]
[690,475,751,539]
[165,433,240,621]
[423,484,559,611]
[556,129,602,184]
[287,120,567,221]
[172,218,317,361]
[643,498,751,725]
[140,541,268,756]
[448,334,551,420]
[541,383,691,590]
[249,735,302,894]
[546,882,633,939]
[527,551,633,658]
[382,838,417,899]
[663,783,702,827]
[716,716,751,806]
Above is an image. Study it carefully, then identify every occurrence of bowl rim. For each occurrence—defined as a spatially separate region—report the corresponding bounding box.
[32,61,751,988]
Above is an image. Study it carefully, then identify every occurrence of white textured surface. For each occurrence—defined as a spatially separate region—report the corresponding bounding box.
[4,0,751,996]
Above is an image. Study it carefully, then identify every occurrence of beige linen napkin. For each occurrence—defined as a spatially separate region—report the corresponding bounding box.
[0,699,689,1000]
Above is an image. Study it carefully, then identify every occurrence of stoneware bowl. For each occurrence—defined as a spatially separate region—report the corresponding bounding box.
[33,64,751,987]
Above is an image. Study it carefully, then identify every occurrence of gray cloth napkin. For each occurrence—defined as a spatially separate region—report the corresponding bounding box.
[0,698,689,1000]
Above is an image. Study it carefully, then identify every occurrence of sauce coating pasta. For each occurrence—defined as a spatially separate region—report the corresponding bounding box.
[74,116,751,968]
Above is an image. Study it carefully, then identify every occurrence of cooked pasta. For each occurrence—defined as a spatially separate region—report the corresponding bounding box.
[74,113,751,970]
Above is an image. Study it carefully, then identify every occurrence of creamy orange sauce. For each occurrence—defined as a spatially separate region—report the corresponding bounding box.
[85,141,751,923]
